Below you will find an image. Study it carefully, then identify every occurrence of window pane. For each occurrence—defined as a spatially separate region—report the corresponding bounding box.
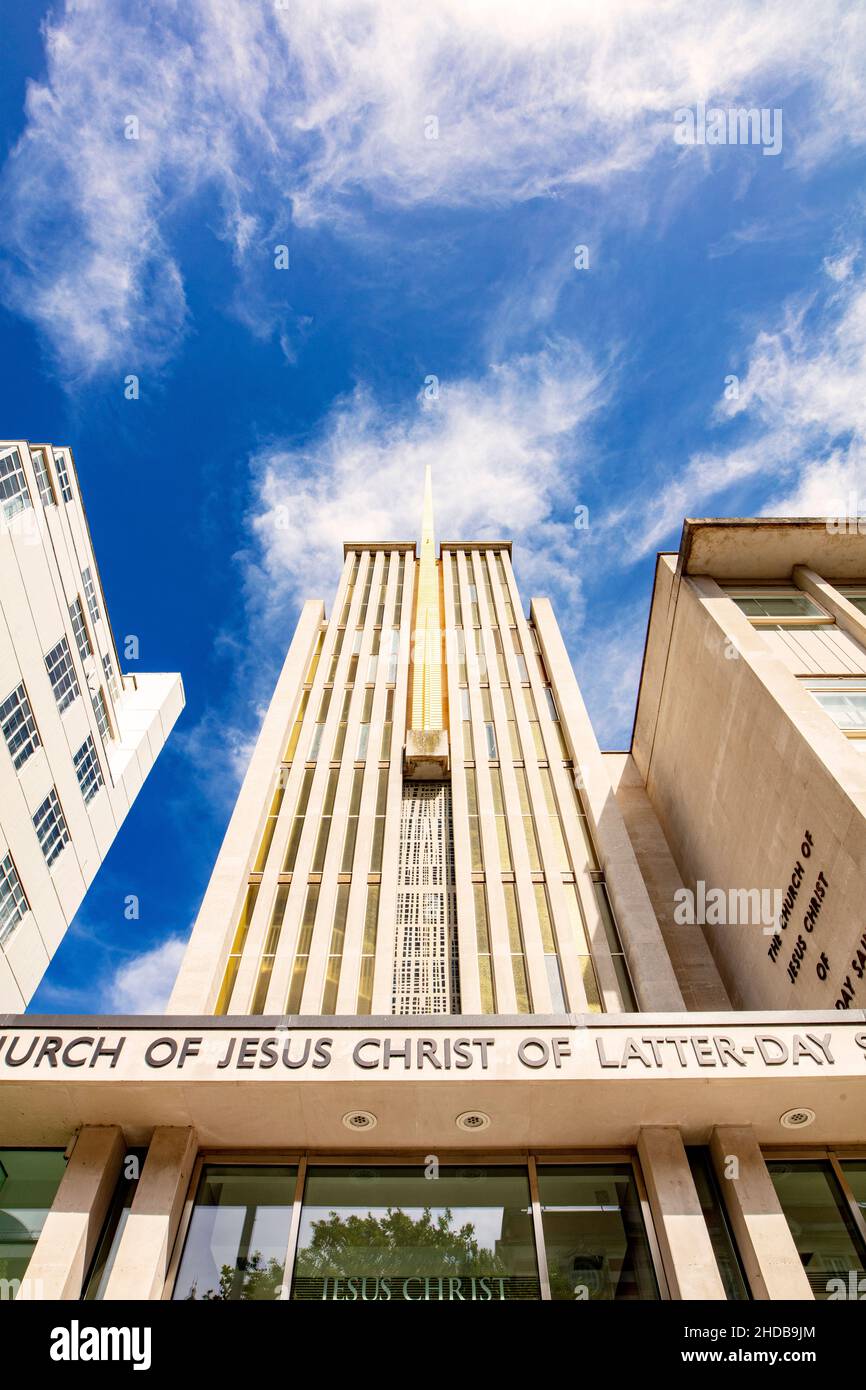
[537,1164,659,1300]
[292,1165,539,1301]
[173,1165,297,1300]
[811,690,866,729]
[686,1149,749,1300]
[731,592,822,618]
[768,1160,866,1299]
[0,1149,66,1292]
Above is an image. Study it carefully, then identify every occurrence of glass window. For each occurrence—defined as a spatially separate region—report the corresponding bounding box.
[686,1149,749,1300]
[0,853,29,945]
[0,1149,67,1293]
[728,590,824,619]
[73,734,104,804]
[808,687,866,730]
[0,448,32,523]
[45,636,80,713]
[292,1165,539,1301]
[102,651,120,699]
[537,1164,659,1300]
[31,449,55,506]
[91,687,111,740]
[83,1149,147,1299]
[173,1165,298,1300]
[69,596,92,664]
[82,565,100,623]
[1,683,41,770]
[32,788,70,867]
[768,1160,866,1299]
[54,450,74,503]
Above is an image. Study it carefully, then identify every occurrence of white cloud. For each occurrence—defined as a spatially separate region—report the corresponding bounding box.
[618,258,866,556]
[247,343,607,635]
[105,936,187,1014]
[2,0,865,375]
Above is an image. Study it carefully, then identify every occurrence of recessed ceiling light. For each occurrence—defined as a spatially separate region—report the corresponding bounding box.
[342,1109,377,1131]
[456,1110,490,1132]
[780,1107,816,1129]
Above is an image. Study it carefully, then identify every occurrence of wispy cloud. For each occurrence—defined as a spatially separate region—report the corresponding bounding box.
[615,250,866,557]
[246,342,608,629]
[104,936,187,1014]
[3,0,865,377]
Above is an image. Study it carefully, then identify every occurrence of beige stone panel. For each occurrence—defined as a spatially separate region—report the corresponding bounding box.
[371,556,416,1013]
[336,550,401,1013]
[266,554,373,1012]
[463,551,517,1013]
[532,596,685,1011]
[302,552,385,1012]
[637,1126,726,1299]
[16,1126,124,1300]
[796,565,866,647]
[709,1125,813,1300]
[488,555,589,1011]
[480,551,551,1013]
[167,600,323,1014]
[104,1127,197,1301]
[639,572,866,1010]
[231,571,351,1012]
[604,752,731,1010]
[442,549,481,1013]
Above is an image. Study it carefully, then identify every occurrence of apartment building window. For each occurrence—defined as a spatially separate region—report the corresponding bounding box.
[73,735,104,804]
[69,596,92,664]
[45,637,80,713]
[92,687,112,740]
[32,788,70,867]
[1,683,41,770]
[54,450,74,503]
[82,565,100,623]
[0,852,29,945]
[102,652,120,700]
[0,447,31,523]
[725,587,828,623]
[804,678,866,738]
[31,448,56,506]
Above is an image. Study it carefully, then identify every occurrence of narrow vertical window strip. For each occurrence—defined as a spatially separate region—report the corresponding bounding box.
[214,884,260,1014]
[356,883,381,1013]
[321,883,351,1013]
[286,883,320,1013]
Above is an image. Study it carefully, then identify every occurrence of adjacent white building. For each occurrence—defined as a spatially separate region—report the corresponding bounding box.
[0,439,184,1010]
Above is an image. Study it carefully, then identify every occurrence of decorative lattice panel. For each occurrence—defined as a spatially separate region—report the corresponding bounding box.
[392,782,460,1014]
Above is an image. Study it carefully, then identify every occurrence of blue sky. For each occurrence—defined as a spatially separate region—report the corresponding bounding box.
[1,0,864,1013]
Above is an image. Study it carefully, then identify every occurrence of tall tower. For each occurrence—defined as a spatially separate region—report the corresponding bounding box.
[169,473,659,1019]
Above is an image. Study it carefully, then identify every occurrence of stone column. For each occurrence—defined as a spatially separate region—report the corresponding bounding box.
[637,1127,726,1300]
[16,1126,125,1300]
[710,1125,813,1300]
[103,1127,196,1300]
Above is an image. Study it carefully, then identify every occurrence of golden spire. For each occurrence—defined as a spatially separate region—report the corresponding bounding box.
[410,465,444,732]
